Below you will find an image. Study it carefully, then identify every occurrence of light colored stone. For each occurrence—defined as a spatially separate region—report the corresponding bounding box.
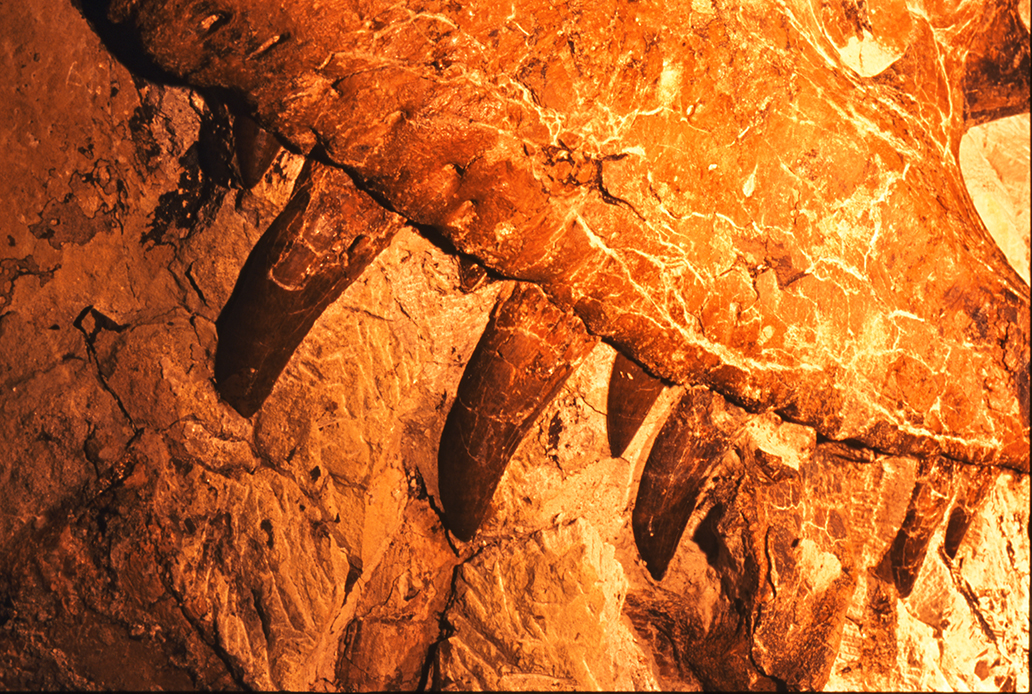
[435,518,659,691]
[960,114,1032,285]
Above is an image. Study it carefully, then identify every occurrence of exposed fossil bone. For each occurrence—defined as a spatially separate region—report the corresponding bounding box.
[100,0,1030,584]
[107,0,1029,473]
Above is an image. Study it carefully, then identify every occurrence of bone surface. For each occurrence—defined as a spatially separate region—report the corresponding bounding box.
[113,0,1029,469]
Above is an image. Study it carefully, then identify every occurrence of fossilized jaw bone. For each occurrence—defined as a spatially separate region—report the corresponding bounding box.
[109,0,1029,471]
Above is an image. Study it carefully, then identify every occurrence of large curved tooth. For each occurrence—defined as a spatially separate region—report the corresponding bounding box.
[606,351,667,459]
[438,282,597,541]
[233,112,283,188]
[889,456,955,597]
[215,158,406,416]
[632,388,732,580]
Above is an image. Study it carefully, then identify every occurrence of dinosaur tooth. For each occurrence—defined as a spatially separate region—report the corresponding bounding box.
[233,112,283,189]
[889,456,955,598]
[215,158,406,416]
[939,467,996,563]
[437,282,597,541]
[632,388,735,580]
[606,351,667,459]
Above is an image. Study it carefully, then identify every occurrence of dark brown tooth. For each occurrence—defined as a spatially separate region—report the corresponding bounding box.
[941,468,995,562]
[632,388,731,580]
[215,159,406,417]
[437,283,598,541]
[889,456,955,597]
[606,351,666,458]
[234,112,283,188]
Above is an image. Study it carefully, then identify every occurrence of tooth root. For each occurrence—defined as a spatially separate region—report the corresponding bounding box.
[438,282,598,541]
[633,388,730,580]
[606,351,666,458]
[215,159,405,417]
[234,112,283,188]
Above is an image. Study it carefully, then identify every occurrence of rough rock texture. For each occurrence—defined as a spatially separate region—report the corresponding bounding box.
[0,0,1028,692]
[432,519,659,690]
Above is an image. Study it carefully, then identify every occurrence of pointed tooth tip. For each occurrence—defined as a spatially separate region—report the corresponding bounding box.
[608,428,632,459]
[215,383,261,418]
[645,562,668,582]
[445,520,476,543]
[634,523,675,581]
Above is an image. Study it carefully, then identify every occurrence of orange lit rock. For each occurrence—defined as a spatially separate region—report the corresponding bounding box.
[0,0,1027,691]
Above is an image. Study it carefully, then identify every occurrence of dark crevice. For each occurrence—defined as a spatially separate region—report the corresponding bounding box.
[184,262,210,307]
[962,578,1003,646]
[405,461,464,558]
[415,561,462,691]
[72,305,138,431]
[692,502,725,569]
[251,587,272,645]
[247,32,291,60]
[161,577,252,690]
[593,155,646,221]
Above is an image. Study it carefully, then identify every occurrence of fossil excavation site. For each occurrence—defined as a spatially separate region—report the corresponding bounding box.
[0,0,1028,689]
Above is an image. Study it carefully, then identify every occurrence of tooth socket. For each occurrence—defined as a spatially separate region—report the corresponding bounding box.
[438,282,597,541]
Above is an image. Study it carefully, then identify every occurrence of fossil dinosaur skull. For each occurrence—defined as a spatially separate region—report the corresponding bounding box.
[101,0,1030,574]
